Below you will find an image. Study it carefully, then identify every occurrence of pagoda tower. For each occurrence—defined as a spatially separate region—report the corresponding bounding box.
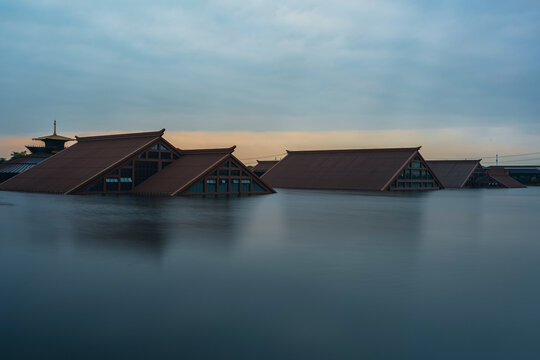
[26,121,74,154]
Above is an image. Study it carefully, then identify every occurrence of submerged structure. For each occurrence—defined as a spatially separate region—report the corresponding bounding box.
[261,147,443,191]
[252,160,279,177]
[0,121,74,183]
[485,165,539,186]
[427,160,526,188]
[0,129,274,196]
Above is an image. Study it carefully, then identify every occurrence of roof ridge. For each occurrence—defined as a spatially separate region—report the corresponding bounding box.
[178,146,236,155]
[427,159,481,163]
[76,129,165,142]
[286,147,421,154]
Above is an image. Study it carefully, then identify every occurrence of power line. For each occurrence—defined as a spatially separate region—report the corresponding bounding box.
[240,152,287,162]
[482,151,540,159]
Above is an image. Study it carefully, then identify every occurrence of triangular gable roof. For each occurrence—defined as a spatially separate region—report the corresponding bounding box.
[0,129,168,194]
[133,146,275,196]
[0,153,51,175]
[262,147,427,191]
[489,173,527,188]
[426,160,481,188]
[252,160,280,173]
[133,147,235,196]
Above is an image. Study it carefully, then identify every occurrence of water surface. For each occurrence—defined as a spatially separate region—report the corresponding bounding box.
[1,188,539,359]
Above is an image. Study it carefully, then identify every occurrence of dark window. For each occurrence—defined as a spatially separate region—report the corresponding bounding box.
[252,182,264,192]
[230,162,238,168]
[398,182,405,188]
[427,172,433,180]
[221,162,229,168]
[209,171,217,176]
[219,179,228,192]
[84,179,104,192]
[120,178,132,191]
[412,182,421,188]
[124,160,133,167]
[412,170,420,180]
[138,152,146,159]
[206,179,217,192]
[151,144,159,150]
[219,169,228,177]
[411,161,422,168]
[106,178,119,192]
[134,161,158,186]
[405,169,411,179]
[187,181,204,193]
[399,171,405,180]
[161,152,171,160]
[109,169,119,176]
[241,179,251,192]
[231,170,240,176]
[231,179,240,192]
[121,168,132,177]
[173,154,179,160]
[160,144,168,151]
[242,171,249,177]
[148,151,159,159]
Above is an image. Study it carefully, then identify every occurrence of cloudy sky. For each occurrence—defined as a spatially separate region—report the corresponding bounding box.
[1,0,539,162]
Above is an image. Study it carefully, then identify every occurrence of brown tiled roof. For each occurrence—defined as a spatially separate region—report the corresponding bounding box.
[252,160,279,173]
[133,147,235,196]
[134,146,275,196]
[426,160,481,188]
[489,174,527,188]
[262,147,424,191]
[0,130,165,194]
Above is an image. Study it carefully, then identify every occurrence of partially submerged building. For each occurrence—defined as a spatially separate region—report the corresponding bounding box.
[485,165,539,186]
[261,147,443,191]
[0,121,74,183]
[0,129,274,196]
[252,160,279,177]
[427,160,526,188]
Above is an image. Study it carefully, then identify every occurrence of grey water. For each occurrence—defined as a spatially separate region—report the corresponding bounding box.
[1,188,539,360]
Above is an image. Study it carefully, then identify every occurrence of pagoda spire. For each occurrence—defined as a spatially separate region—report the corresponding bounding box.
[53,120,57,135]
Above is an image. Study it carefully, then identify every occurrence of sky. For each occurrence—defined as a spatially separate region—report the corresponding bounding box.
[1,0,539,163]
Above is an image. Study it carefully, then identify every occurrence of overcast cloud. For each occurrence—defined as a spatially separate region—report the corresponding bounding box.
[1,0,539,136]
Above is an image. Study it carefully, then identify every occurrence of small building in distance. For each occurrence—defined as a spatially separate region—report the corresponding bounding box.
[485,165,540,186]
[0,129,274,196]
[427,160,526,189]
[252,160,280,177]
[0,121,74,183]
[261,147,443,191]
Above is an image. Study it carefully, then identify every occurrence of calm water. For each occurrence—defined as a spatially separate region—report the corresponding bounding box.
[1,188,539,359]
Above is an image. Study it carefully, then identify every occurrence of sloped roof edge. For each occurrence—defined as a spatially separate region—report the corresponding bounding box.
[75,129,165,142]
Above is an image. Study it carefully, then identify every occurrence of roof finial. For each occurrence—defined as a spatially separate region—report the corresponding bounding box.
[53,120,57,135]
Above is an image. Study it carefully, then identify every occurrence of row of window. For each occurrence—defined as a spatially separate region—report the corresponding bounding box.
[394,181,437,189]
[398,169,434,180]
[186,177,266,194]
[137,151,176,160]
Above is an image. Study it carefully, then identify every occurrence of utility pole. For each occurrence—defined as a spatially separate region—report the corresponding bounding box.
[496,154,499,166]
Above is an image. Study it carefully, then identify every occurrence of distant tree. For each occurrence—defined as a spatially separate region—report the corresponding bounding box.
[0,157,6,163]
[10,151,27,160]
[247,165,253,169]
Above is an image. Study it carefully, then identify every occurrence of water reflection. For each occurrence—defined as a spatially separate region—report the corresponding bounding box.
[1,189,540,360]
